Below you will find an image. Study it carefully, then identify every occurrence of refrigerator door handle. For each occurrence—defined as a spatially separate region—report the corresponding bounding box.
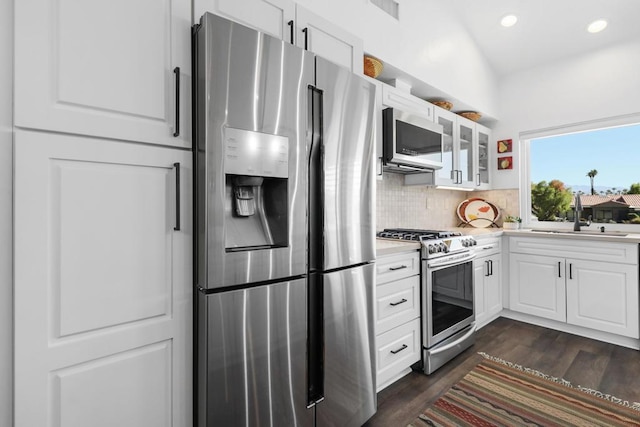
[307,85,325,406]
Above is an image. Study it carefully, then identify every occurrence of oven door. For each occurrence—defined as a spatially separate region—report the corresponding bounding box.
[423,253,475,348]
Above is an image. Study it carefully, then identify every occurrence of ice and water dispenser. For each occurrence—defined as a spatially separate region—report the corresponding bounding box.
[224,127,289,250]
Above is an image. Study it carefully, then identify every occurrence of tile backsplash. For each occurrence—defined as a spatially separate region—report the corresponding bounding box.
[375,173,520,230]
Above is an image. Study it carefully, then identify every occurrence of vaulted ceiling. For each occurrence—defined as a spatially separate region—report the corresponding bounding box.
[449,0,640,76]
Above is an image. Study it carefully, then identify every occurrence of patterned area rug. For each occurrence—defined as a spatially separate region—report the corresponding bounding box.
[412,353,640,427]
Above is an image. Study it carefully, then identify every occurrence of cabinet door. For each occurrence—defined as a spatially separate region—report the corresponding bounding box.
[457,116,476,187]
[15,0,191,148]
[382,85,434,119]
[509,253,566,322]
[566,259,639,338]
[473,257,488,326]
[194,0,295,41]
[14,131,192,427]
[295,5,363,73]
[485,255,502,319]
[434,106,457,186]
[475,124,490,189]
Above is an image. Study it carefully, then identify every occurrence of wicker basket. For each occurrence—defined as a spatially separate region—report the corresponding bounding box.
[459,111,481,122]
[363,56,383,78]
[431,100,453,110]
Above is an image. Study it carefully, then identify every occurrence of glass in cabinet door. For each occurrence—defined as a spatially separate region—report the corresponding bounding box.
[477,129,489,186]
[458,120,475,185]
[437,112,455,184]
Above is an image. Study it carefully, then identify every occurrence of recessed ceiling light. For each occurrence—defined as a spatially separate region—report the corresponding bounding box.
[587,19,608,33]
[501,15,518,27]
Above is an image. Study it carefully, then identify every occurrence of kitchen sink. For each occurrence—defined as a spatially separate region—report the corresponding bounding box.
[528,229,629,237]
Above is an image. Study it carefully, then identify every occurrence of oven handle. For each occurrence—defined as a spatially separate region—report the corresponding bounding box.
[427,252,475,269]
[426,324,477,354]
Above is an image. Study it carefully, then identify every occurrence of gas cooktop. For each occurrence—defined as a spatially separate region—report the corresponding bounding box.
[376,228,462,241]
[377,228,477,257]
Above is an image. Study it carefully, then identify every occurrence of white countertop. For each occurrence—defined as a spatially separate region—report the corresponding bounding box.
[375,239,421,257]
[503,228,640,243]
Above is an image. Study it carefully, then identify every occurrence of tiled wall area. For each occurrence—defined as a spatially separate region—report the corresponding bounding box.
[375,173,520,230]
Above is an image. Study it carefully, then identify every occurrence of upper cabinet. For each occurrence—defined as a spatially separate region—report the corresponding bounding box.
[14,0,191,148]
[194,0,295,41]
[195,0,363,73]
[294,5,363,73]
[433,106,491,189]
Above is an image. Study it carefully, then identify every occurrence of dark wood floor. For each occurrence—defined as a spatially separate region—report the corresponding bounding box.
[364,317,640,426]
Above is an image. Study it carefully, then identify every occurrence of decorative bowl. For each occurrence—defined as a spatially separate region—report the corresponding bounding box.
[431,100,453,110]
[363,56,383,78]
[459,111,481,122]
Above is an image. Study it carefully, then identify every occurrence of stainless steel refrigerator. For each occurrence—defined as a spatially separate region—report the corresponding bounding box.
[193,13,377,427]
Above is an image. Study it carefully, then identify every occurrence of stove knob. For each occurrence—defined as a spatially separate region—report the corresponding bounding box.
[472,239,477,245]
[462,239,468,247]
[440,243,448,252]
[428,244,435,254]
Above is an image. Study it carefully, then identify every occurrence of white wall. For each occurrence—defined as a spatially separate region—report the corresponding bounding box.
[295,0,499,118]
[492,39,640,189]
[0,0,13,425]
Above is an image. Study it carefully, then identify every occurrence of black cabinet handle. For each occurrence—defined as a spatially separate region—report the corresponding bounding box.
[287,20,294,44]
[489,259,493,276]
[302,27,308,50]
[174,162,180,231]
[558,261,561,278]
[389,298,407,307]
[388,265,407,271]
[569,263,573,280]
[173,67,180,137]
[485,260,490,277]
[390,344,408,355]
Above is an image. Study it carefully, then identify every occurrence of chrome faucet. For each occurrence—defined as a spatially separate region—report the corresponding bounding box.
[573,194,592,231]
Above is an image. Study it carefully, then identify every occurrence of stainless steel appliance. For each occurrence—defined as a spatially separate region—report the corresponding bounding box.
[193,13,377,427]
[382,108,444,172]
[377,229,476,374]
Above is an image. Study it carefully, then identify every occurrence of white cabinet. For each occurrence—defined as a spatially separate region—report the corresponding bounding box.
[375,251,421,391]
[434,106,490,189]
[509,253,567,322]
[566,259,638,338]
[14,0,191,148]
[13,130,192,427]
[381,85,434,120]
[194,0,295,41]
[294,5,363,72]
[194,1,363,73]
[473,238,502,328]
[509,237,639,339]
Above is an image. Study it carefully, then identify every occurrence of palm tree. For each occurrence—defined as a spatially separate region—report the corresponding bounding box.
[586,169,598,195]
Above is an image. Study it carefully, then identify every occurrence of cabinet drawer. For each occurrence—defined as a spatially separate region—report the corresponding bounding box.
[474,237,501,257]
[376,276,420,334]
[376,251,420,285]
[376,318,421,387]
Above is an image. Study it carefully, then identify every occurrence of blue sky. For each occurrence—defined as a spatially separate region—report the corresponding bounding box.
[530,123,640,190]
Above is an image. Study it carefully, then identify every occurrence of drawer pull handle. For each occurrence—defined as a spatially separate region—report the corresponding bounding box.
[388,265,407,271]
[389,298,408,307]
[390,344,408,355]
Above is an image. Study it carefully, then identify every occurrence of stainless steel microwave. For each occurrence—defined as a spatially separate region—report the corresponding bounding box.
[382,107,444,172]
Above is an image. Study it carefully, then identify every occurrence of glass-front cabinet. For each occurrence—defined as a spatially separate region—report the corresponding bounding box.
[476,125,490,189]
[434,107,483,188]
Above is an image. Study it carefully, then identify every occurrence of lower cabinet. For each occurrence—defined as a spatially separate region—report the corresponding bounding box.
[473,239,502,328]
[509,237,639,339]
[375,250,421,391]
[13,130,192,426]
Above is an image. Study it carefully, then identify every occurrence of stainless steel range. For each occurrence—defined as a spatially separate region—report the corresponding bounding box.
[377,229,477,374]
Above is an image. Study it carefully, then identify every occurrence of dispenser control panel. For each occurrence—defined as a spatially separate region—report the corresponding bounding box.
[224,127,289,177]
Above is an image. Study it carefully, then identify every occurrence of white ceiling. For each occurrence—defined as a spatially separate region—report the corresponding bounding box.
[448,0,640,76]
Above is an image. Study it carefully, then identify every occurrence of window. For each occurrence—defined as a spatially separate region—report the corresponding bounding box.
[523,119,640,228]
